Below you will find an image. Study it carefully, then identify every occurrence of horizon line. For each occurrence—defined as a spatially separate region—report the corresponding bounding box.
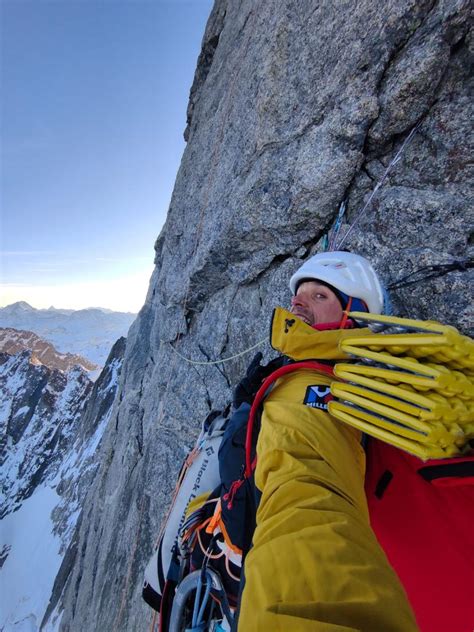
[0,300,138,315]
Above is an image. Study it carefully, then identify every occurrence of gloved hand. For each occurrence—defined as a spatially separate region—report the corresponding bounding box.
[232,352,283,409]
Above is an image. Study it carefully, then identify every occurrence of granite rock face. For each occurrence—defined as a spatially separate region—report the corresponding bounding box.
[58,1,472,630]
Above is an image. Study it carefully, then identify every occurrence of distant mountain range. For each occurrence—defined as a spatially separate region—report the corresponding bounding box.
[0,302,136,368]
[0,328,99,373]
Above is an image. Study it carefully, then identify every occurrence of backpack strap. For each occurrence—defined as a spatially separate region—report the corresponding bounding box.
[244,361,334,477]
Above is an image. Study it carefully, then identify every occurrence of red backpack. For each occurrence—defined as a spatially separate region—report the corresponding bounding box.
[365,438,474,632]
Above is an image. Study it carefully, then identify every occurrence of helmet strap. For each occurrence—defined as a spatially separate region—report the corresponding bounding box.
[339,296,353,329]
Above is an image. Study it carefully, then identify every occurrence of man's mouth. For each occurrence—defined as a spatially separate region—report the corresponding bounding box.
[291,309,312,326]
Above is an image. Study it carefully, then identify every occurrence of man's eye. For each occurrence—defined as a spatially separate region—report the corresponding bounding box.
[313,293,326,299]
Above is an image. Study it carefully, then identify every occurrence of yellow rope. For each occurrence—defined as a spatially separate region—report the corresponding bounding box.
[163,338,268,365]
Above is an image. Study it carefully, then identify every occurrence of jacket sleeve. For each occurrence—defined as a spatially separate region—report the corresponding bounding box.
[238,370,419,632]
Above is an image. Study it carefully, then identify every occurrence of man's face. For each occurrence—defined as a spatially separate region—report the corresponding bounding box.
[290,280,344,326]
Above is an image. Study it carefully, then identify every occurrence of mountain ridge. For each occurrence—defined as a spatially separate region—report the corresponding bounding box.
[1,301,136,316]
[0,302,136,368]
[0,327,99,373]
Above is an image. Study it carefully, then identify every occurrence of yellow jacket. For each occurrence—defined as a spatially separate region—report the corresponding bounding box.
[238,308,419,631]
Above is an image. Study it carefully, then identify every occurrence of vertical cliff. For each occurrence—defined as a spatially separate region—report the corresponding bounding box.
[58,1,472,629]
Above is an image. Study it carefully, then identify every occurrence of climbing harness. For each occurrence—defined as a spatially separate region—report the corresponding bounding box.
[329,312,474,460]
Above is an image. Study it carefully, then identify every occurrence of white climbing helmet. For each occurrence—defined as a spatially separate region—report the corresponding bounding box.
[289,251,384,314]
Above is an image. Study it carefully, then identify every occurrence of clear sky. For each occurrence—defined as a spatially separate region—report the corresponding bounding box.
[1,0,214,313]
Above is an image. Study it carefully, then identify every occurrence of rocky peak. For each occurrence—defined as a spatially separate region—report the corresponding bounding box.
[0,327,99,373]
[4,301,35,313]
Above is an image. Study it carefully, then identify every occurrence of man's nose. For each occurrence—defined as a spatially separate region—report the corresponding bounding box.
[291,295,305,307]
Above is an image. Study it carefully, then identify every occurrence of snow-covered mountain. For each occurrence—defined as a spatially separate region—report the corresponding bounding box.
[0,338,126,632]
[0,328,99,374]
[0,302,136,368]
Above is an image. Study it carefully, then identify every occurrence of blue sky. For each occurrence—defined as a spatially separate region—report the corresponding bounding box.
[1,0,213,312]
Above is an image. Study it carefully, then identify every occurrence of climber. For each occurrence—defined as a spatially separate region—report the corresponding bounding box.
[236,251,417,631]
[237,250,473,632]
[144,250,473,632]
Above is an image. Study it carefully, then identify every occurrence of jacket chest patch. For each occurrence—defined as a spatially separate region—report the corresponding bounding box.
[303,385,333,410]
